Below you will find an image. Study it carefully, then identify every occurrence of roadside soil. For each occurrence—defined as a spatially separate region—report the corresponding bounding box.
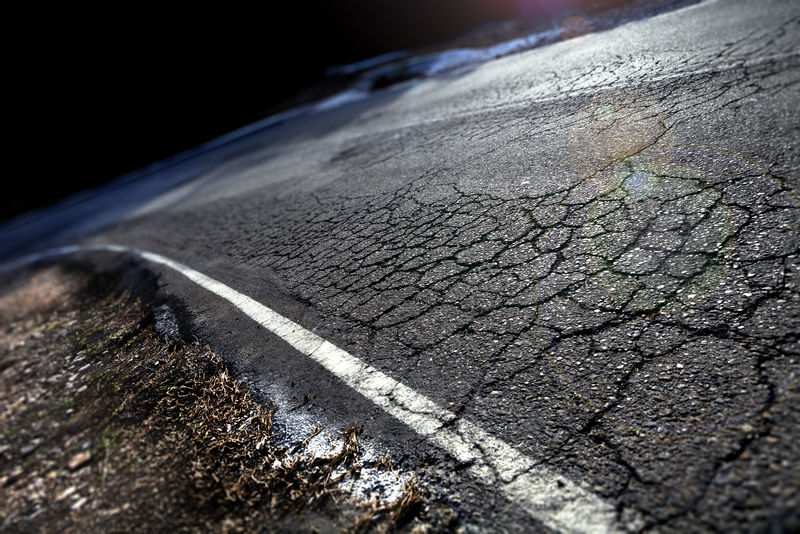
[0,264,453,533]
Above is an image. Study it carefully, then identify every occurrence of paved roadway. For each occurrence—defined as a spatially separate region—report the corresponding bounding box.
[2,1,799,531]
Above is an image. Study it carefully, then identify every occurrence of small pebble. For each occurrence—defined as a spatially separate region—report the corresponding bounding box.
[68,451,91,470]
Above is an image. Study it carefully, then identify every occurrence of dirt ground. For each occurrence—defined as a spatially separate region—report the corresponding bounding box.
[0,265,455,533]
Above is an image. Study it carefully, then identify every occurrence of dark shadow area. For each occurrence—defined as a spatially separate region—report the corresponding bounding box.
[0,84,409,262]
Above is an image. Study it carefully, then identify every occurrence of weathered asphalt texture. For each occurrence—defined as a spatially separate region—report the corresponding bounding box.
[4,1,800,531]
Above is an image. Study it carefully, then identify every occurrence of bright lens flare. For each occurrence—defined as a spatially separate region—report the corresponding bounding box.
[568,90,674,195]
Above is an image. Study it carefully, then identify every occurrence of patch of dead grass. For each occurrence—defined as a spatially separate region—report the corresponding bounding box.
[0,265,440,533]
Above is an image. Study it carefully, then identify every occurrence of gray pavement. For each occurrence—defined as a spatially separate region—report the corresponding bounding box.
[3,0,799,531]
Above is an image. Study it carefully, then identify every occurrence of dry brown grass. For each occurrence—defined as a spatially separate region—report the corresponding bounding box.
[0,265,433,533]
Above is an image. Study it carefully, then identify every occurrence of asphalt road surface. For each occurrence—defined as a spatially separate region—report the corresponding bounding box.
[2,0,799,532]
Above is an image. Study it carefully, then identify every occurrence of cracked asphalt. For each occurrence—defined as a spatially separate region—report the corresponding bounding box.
[3,0,799,531]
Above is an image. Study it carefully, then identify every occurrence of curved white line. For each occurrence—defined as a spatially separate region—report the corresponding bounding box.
[1,244,640,534]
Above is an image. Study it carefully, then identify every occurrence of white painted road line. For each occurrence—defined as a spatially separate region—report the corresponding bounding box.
[2,245,639,534]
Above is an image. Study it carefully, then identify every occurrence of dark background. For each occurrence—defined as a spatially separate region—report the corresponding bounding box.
[7,1,588,221]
